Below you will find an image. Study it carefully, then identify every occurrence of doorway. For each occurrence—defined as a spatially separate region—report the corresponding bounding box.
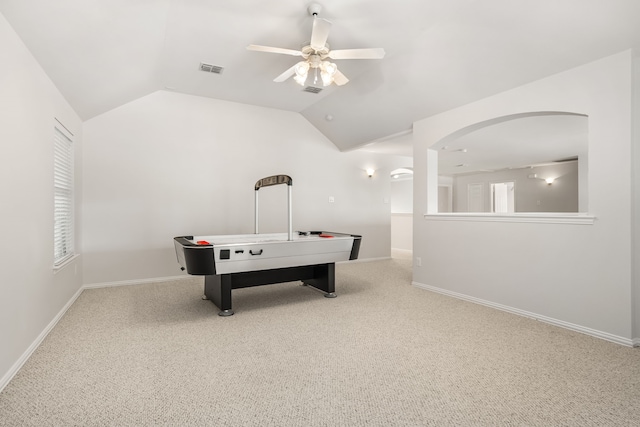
[491,181,515,213]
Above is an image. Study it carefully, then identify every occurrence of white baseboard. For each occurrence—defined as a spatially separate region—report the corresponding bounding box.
[84,261,389,290]
[1,261,394,391]
[0,275,198,393]
[412,281,634,348]
[83,275,192,289]
[341,256,391,264]
[4,274,636,396]
[83,261,391,287]
[391,248,413,254]
[0,286,84,393]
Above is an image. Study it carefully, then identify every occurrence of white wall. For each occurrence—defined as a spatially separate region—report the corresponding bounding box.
[390,178,413,251]
[0,13,83,387]
[390,179,413,213]
[633,54,640,345]
[391,214,413,251]
[413,50,637,344]
[82,91,408,284]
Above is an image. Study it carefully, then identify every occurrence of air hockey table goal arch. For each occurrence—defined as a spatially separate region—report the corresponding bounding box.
[174,175,361,316]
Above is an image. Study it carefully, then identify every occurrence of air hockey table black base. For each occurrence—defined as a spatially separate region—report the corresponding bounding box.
[204,263,336,316]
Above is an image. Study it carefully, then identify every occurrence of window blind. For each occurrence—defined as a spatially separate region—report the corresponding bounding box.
[54,126,74,265]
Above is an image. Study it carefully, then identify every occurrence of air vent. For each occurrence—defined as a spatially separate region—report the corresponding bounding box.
[199,62,224,74]
[303,86,323,94]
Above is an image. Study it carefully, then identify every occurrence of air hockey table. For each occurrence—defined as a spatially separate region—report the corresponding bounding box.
[174,175,361,316]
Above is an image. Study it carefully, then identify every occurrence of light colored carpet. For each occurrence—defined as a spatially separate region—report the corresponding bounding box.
[1,257,639,426]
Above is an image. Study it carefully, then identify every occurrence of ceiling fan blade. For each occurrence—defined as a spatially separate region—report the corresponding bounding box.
[247,44,303,56]
[328,48,386,60]
[310,18,332,51]
[273,64,297,83]
[333,70,349,86]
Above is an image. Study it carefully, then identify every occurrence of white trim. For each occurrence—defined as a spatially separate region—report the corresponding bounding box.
[339,256,391,264]
[412,281,634,347]
[424,212,596,225]
[83,275,191,289]
[0,286,84,393]
[391,248,413,256]
[1,275,193,392]
[633,338,640,348]
[83,261,387,290]
[52,253,80,273]
[1,265,394,392]
[53,125,75,264]
[54,117,74,138]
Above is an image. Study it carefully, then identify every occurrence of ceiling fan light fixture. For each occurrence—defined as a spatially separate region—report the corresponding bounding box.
[320,72,332,86]
[320,61,337,86]
[294,74,307,86]
[294,61,310,86]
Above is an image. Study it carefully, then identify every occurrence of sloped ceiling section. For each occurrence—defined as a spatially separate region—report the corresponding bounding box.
[1,0,640,151]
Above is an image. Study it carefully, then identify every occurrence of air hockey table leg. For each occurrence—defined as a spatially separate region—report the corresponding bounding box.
[204,274,235,316]
[302,263,337,298]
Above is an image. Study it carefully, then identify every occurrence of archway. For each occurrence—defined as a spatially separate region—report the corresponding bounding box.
[426,111,588,214]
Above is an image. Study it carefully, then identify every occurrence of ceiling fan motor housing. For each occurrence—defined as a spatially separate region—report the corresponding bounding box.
[301,44,330,59]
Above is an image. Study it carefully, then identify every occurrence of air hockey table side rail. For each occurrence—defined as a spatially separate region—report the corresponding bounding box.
[174,231,361,276]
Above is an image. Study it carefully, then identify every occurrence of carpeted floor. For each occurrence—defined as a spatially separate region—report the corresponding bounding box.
[1,256,639,426]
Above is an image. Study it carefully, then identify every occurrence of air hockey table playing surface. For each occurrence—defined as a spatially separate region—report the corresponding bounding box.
[174,231,360,275]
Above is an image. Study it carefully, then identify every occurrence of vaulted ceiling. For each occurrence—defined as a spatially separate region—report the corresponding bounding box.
[2,0,640,153]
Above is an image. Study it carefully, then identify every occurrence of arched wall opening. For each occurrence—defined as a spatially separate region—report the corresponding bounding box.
[425,111,589,215]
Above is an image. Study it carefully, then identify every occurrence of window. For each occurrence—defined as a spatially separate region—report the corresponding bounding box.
[54,125,74,265]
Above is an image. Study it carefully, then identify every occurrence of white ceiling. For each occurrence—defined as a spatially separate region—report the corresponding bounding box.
[2,0,640,153]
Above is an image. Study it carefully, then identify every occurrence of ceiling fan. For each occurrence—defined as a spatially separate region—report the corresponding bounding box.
[247,3,385,87]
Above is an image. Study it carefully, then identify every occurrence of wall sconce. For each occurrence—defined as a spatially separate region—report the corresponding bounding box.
[366,168,375,178]
[530,173,555,185]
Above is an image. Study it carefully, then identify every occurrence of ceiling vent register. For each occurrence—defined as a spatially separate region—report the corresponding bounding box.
[303,86,323,94]
[199,63,224,74]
